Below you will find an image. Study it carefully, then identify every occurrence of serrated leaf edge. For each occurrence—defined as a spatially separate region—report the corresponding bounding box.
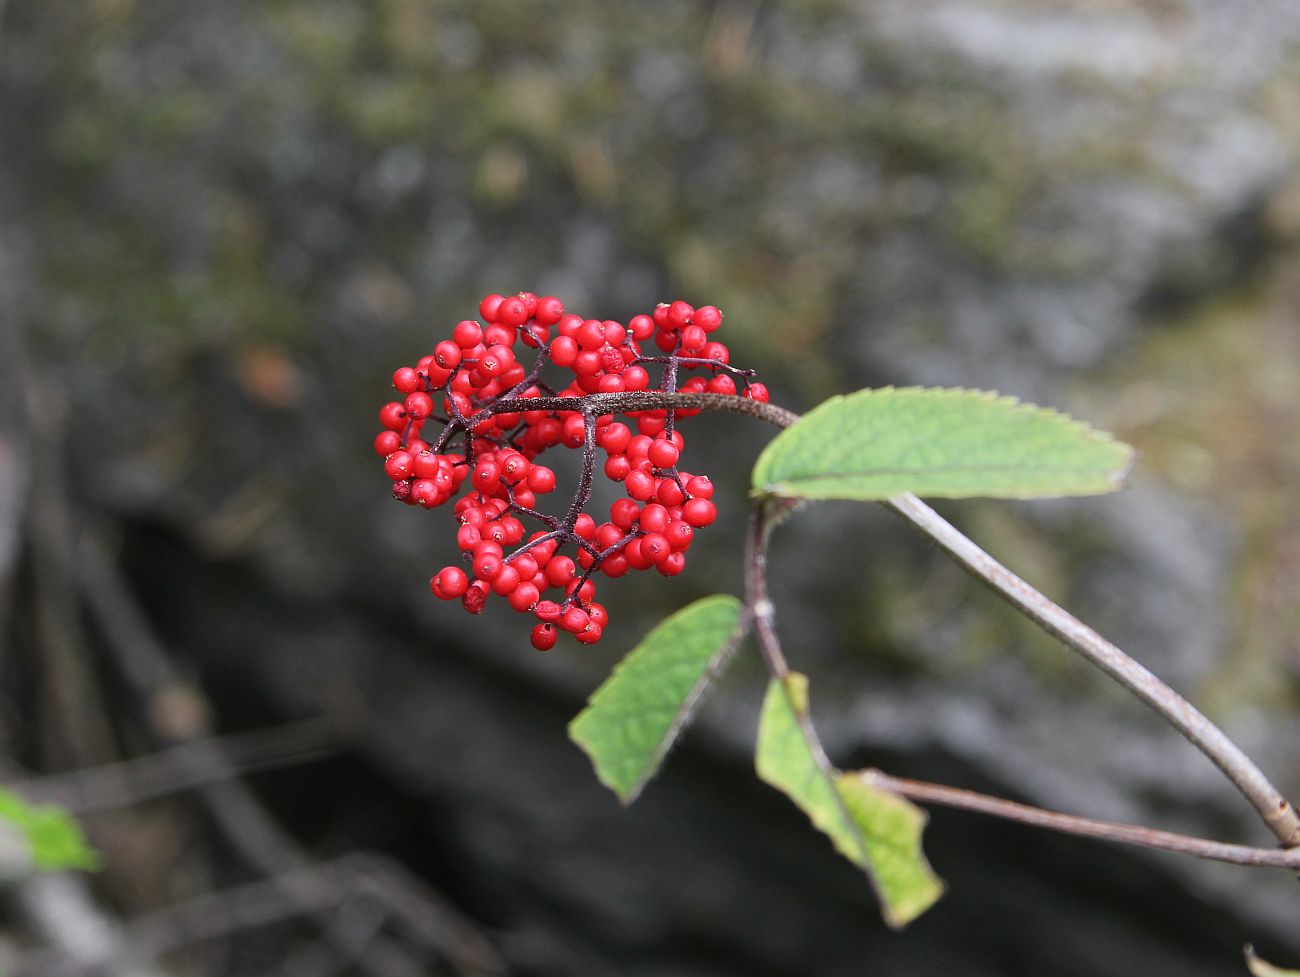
[569,595,746,805]
[752,385,1135,500]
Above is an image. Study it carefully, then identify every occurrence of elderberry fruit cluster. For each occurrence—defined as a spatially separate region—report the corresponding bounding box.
[374,292,768,650]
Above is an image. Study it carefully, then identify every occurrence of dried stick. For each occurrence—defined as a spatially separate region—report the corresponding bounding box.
[75,532,496,977]
[13,718,342,814]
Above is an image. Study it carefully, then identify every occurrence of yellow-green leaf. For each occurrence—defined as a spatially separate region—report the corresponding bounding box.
[569,595,745,804]
[755,673,944,927]
[752,386,1133,501]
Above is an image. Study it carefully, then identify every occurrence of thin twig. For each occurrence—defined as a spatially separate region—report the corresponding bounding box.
[882,493,1300,849]
[14,718,342,814]
[745,499,903,915]
[860,770,1300,870]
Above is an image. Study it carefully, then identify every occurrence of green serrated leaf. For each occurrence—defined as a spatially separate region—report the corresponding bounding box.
[752,386,1133,501]
[569,595,744,804]
[755,673,944,928]
[1246,946,1300,976]
[0,789,100,873]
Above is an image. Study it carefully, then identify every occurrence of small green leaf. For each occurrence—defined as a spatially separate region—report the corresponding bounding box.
[0,789,100,872]
[755,673,944,928]
[569,595,745,804]
[1246,946,1300,976]
[752,386,1133,501]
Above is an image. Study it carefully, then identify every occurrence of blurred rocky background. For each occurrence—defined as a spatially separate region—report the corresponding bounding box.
[3,0,1300,974]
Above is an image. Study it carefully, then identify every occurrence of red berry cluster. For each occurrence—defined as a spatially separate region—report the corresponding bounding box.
[374,292,767,650]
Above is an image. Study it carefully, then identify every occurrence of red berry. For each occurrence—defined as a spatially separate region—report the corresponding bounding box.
[680,325,707,354]
[411,479,440,507]
[577,319,606,351]
[665,519,694,551]
[526,465,556,494]
[574,623,603,645]
[625,469,655,501]
[453,320,483,348]
[636,414,666,437]
[666,300,694,329]
[573,350,603,377]
[535,600,563,623]
[535,296,565,326]
[497,296,529,328]
[471,461,501,494]
[610,498,641,531]
[641,533,671,566]
[379,401,408,431]
[559,606,590,634]
[638,502,670,534]
[629,314,655,340]
[484,323,515,348]
[598,422,632,454]
[434,340,462,370]
[622,365,650,390]
[499,452,529,485]
[473,550,503,580]
[545,555,577,587]
[745,382,770,403]
[694,305,723,331]
[431,566,470,600]
[566,578,597,603]
[531,622,558,651]
[707,375,736,396]
[682,497,717,527]
[595,521,624,550]
[405,391,434,420]
[657,551,686,576]
[604,454,631,481]
[384,451,415,481]
[562,414,587,448]
[549,335,579,367]
[480,344,516,378]
[573,514,597,539]
[374,430,402,456]
[656,477,686,507]
[685,475,714,499]
[479,294,505,321]
[393,366,421,393]
[509,581,541,612]
[647,438,681,469]
[490,564,521,596]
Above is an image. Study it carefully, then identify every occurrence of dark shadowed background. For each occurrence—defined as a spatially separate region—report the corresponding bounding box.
[3,1,1300,975]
